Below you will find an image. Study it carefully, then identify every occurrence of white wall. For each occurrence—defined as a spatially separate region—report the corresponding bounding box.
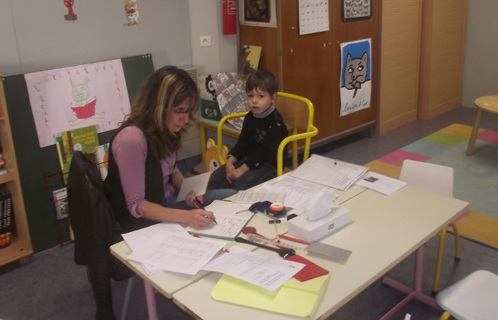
[0,0,202,75]
[0,0,238,161]
[461,0,498,108]
[188,0,238,75]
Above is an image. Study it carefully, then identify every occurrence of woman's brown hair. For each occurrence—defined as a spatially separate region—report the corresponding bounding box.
[125,66,199,161]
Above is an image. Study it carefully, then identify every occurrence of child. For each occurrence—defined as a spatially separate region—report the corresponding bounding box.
[207,69,288,191]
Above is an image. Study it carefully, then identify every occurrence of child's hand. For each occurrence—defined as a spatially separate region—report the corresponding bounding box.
[227,164,250,183]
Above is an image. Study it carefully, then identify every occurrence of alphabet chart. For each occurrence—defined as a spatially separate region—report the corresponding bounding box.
[299,0,329,35]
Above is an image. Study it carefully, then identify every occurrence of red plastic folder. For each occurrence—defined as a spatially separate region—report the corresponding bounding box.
[284,254,329,282]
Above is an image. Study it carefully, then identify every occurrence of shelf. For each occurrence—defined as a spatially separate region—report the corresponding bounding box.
[0,72,33,266]
[0,172,15,185]
[0,234,33,266]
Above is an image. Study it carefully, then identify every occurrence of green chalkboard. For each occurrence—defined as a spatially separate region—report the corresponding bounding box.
[3,54,154,253]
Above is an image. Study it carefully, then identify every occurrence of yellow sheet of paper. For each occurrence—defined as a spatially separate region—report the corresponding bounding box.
[211,273,330,317]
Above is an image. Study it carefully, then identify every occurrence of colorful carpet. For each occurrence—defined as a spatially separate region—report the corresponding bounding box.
[365,124,498,249]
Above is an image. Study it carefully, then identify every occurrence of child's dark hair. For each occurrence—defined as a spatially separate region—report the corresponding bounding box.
[245,69,278,96]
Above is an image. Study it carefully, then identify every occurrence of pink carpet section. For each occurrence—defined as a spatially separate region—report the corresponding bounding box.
[477,129,498,143]
[375,150,431,167]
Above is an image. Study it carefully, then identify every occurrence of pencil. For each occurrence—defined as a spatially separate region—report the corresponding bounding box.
[193,198,218,224]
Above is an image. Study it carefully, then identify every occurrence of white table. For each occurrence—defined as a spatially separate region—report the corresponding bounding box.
[171,186,468,320]
[110,185,366,319]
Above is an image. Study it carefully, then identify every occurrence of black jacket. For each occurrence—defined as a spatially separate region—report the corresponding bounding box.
[68,151,134,320]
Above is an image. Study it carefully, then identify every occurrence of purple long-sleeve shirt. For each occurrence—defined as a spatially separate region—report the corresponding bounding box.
[111,126,178,218]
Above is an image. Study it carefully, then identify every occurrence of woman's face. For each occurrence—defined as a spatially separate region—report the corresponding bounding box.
[167,98,191,133]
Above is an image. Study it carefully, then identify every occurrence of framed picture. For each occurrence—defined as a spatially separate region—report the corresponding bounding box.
[239,0,277,27]
[244,0,270,23]
[342,0,372,22]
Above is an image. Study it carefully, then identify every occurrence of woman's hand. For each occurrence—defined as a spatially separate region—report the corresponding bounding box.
[185,190,201,208]
[184,209,216,228]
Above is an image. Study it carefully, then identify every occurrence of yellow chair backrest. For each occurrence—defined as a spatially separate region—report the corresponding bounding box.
[217,92,318,176]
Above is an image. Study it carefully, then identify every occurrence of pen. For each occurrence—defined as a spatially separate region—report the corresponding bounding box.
[193,198,218,224]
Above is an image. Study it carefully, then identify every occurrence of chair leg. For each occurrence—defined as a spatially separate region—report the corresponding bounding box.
[433,228,447,295]
[439,311,451,320]
[450,222,461,262]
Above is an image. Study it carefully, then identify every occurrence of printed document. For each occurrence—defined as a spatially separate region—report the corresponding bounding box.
[290,154,367,190]
[122,223,189,275]
[202,246,305,291]
[127,232,226,275]
[257,176,338,213]
[355,171,408,195]
[233,191,286,204]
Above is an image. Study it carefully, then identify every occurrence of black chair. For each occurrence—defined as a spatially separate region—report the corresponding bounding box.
[68,151,134,320]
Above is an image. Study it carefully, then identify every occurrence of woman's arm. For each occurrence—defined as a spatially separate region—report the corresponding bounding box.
[141,201,215,229]
[171,171,184,191]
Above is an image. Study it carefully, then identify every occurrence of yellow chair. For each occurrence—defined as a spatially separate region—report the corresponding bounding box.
[216,92,318,176]
[399,160,461,295]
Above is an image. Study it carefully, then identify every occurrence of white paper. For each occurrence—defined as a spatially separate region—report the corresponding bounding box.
[122,223,189,275]
[177,172,211,201]
[127,232,226,275]
[233,191,286,204]
[202,246,305,292]
[290,154,367,190]
[355,172,408,195]
[258,176,338,213]
[185,200,254,240]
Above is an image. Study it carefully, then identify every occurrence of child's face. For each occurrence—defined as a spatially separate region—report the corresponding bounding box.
[246,88,276,115]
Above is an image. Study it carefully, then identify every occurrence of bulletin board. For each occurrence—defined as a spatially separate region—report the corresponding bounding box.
[3,54,154,252]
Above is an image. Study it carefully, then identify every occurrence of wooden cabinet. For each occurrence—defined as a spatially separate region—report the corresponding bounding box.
[0,73,33,266]
[378,0,467,134]
[418,0,467,119]
[240,0,378,146]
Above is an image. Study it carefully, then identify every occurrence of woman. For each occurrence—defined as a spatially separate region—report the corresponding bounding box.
[104,66,236,233]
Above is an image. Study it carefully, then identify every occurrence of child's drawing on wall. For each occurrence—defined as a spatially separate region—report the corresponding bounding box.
[125,0,140,26]
[24,59,131,148]
[69,78,105,126]
[340,38,372,117]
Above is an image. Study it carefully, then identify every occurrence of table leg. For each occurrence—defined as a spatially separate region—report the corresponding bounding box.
[144,281,159,320]
[379,246,441,320]
[466,108,482,156]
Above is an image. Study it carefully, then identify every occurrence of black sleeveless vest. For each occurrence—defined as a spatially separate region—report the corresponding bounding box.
[104,123,164,233]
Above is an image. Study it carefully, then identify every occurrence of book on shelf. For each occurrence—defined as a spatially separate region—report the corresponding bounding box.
[52,187,68,220]
[0,152,7,176]
[0,185,12,249]
[54,125,99,184]
[93,143,109,180]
